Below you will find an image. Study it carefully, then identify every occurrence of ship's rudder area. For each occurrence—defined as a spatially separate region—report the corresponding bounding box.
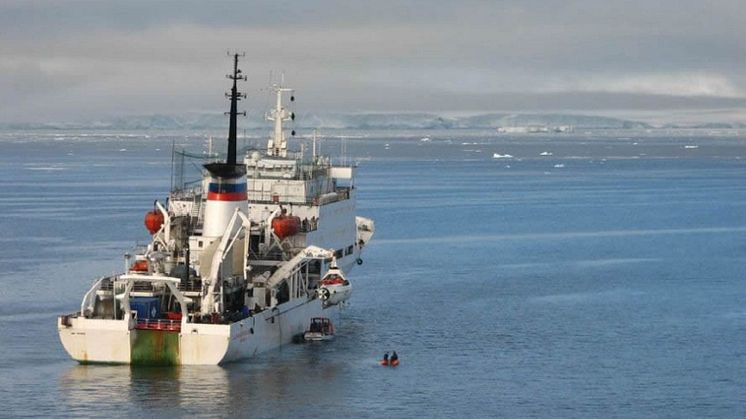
[131,329,180,366]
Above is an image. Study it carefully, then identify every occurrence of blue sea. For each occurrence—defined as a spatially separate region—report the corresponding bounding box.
[1,129,746,418]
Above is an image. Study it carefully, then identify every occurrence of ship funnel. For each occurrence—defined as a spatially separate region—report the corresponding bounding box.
[202,54,248,237]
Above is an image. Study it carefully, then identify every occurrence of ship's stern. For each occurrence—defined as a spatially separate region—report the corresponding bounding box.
[57,315,133,364]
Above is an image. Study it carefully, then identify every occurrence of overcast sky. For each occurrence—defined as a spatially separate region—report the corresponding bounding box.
[2,0,746,123]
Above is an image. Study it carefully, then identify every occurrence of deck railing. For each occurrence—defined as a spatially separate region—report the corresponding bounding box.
[135,319,181,332]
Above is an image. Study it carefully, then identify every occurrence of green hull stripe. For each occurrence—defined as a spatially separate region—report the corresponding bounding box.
[131,330,180,366]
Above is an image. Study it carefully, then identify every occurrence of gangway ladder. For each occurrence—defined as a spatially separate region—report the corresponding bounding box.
[190,194,204,229]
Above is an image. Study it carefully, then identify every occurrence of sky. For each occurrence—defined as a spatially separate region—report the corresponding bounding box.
[2,0,746,124]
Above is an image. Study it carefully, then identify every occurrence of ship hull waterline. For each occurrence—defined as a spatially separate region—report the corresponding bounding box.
[58,298,336,365]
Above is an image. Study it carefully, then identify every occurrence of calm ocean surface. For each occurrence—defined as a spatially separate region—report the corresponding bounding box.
[1,129,746,418]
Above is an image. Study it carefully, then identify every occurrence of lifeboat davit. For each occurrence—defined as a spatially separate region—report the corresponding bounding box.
[144,210,164,235]
[272,215,301,240]
[317,259,352,306]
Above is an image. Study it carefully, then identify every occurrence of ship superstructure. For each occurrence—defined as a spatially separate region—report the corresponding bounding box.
[57,55,374,365]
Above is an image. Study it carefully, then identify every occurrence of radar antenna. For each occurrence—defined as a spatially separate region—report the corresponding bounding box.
[266,81,295,158]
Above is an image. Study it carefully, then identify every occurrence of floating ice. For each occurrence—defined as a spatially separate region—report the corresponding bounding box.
[492,153,514,159]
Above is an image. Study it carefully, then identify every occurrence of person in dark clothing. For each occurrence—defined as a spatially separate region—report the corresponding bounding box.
[383,352,389,362]
[390,351,398,362]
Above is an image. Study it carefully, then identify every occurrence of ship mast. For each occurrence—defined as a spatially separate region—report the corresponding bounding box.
[226,53,246,165]
[267,83,295,158]
[203,53,247,176]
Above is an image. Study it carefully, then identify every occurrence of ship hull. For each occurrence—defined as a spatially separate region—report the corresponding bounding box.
[58,298,334,365]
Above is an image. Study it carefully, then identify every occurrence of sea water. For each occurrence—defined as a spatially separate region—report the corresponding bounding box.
[1,130,746,418]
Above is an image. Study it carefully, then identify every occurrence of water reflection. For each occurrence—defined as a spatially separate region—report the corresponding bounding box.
[58,344,347,417]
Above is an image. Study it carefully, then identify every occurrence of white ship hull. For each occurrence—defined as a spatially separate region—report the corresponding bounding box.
[58,298,335,365]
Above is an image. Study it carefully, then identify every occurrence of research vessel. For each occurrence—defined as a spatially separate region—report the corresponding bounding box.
[57,54,374,365]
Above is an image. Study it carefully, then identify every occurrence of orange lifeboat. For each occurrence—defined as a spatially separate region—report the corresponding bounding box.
[144,210,164,235]
[272,215,301,240]
[130,260,148,272]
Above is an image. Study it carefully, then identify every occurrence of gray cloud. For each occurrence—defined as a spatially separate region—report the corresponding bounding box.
[1,0,745,123]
